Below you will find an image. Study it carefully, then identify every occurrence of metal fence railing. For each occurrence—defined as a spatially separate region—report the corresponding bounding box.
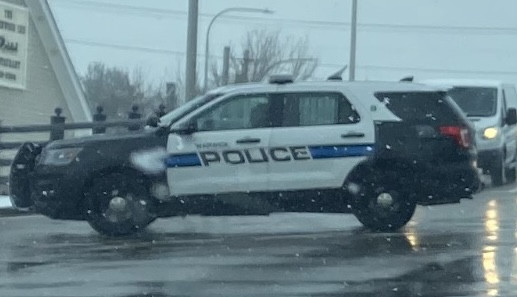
[0,104,164,195]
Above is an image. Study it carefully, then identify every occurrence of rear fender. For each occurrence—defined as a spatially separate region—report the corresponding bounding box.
[343,159,415,197]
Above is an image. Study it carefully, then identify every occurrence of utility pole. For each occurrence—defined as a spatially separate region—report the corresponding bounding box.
[235,50,251,83]
[222,46,230,86]
[185,0,198,101]
[241,49,250,83]
[348,0,358,81]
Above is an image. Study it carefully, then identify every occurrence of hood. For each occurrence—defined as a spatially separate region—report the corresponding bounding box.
[45,128,160,149]
[467,116,499,131]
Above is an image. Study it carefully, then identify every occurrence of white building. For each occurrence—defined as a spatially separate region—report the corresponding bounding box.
[0,0,91,193]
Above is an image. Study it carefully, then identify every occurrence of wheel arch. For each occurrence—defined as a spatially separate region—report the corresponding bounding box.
[344,158,415,186]
[79,165,153,213]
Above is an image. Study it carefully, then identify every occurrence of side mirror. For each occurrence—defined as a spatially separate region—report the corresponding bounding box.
[146,115,160,127]
[171,121,197,135]
[507,108,517,126]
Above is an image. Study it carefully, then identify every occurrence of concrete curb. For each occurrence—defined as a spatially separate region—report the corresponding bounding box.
[0,195,30,217]
[0,195,12,208]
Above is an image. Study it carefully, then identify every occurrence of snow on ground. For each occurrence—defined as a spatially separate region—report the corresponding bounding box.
[0,195,12,208]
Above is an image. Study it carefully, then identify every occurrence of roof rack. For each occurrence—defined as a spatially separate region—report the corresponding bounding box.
[327,65,348,81]
[268,74,294,84]
[400,76,414,82]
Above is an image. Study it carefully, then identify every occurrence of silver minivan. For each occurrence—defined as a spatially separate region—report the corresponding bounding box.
[422,79,517,186]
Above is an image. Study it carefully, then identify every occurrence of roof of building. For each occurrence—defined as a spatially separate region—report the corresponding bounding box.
[25,0,92,122]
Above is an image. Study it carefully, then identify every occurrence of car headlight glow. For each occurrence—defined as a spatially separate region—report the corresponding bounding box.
[41,148,83,165]
[483,127,499,139]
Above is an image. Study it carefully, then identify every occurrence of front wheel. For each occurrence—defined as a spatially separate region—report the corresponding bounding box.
[506,166,516,184]
[491,153,506,186]
[349,174,416,231]
[85,172,156,236]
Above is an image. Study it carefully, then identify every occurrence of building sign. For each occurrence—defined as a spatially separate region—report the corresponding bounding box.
[0,1,28,89]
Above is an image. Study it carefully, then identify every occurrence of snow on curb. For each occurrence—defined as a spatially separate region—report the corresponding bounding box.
[0,195,13,209]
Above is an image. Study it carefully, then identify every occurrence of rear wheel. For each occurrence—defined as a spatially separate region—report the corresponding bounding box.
[85,172,156,236]
[350,173,416,231]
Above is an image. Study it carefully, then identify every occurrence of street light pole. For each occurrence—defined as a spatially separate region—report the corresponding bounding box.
[348,0,358,81]
[203,7,273,92]
[185,0,199,101]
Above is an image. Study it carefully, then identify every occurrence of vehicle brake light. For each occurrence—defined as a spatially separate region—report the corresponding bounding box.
[439,126,471,149]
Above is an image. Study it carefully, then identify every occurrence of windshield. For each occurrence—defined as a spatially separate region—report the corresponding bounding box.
[375,91,463,124]
[447,87,498,117]
[159,93,222,126]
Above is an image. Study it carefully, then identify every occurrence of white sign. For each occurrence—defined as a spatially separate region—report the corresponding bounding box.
[0,1,28,89]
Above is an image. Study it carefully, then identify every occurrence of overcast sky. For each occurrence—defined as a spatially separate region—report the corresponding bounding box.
[48,0,517,89]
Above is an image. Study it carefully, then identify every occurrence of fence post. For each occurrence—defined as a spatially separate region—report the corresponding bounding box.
[50,107,65,141]
[156,104,166,118]
[128,104,141,131]
[92,106,107,134]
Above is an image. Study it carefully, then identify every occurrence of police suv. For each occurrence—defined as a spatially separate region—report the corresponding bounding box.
[9,77,480,236]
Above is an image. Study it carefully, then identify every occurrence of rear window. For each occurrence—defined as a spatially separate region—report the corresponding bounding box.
[374,91,462,124]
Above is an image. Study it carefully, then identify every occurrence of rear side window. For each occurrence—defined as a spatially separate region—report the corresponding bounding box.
[280,92,360,127]
[374,91,462,124]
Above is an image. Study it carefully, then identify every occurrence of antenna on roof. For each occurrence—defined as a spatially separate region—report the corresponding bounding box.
[400,76,414,82]
[327,65,348,81]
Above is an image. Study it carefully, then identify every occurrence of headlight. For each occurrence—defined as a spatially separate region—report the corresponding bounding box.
[40,148,83,165]
[483,127,499,139]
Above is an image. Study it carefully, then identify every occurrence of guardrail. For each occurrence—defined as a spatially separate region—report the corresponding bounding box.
[0,104,166,195]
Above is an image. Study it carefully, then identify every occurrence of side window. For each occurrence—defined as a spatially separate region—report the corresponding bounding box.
[504,86,517,109]
[281,92,360,127]
[194,95,271,131]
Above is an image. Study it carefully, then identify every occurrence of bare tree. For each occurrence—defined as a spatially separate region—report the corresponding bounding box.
[82,62,167,119]
[210,30,318,87]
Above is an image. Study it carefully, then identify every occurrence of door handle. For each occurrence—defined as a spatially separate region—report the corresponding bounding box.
[341,132,365,138]
[236,137,261,144]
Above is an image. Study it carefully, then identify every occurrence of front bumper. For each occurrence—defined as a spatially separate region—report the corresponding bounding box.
[29,163,88,220]
[477,149,502,173]
[9,143,87,220]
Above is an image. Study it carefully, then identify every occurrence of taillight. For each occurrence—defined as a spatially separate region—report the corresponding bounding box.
[439,126,471,149]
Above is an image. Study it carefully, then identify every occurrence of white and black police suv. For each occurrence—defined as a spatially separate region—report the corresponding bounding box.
[9,76,480,236]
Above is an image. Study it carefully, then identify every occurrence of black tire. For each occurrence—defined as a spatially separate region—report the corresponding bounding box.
[506,167,516,184]
[350,173,416,231]
[85,172,156,236]
[491,154,506,186]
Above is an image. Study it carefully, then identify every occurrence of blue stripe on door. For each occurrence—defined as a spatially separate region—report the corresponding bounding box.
[165,153,202,167]
[308,144,374,159]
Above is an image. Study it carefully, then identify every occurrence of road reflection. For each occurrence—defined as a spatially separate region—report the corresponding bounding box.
[403,223,419,252]
[483,199,500,295]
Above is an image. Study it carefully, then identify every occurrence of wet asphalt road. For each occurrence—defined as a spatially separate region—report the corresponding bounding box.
[1,185,517,297]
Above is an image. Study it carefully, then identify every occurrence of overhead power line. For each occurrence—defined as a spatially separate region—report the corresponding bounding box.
[51,0,517,35]
[65,38,517,76]
[65,38,225,60]
[358,65,517,75]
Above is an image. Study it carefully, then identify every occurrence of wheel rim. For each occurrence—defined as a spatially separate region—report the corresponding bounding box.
[91,181,152,227]
[369,190,401,218]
